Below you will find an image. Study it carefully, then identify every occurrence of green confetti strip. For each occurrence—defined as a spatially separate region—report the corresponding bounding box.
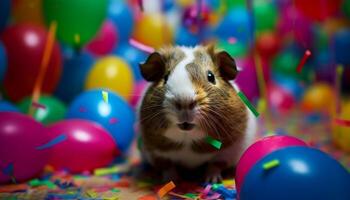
[237,91,260,117]
[28,179,41,187]
[184,193,197,198]
[263,159,280,170]
[206,136,222,149]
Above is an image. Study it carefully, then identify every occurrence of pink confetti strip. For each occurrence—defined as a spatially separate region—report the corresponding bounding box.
[334,119,350,127]
[129,38,154,54]
[204,192,221,200]
[32,101,46,110]
[296,49,311,73]
[200,184,212,198]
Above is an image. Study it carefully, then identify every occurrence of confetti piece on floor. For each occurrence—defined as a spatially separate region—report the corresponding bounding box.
[138,194,157,200]
[31,101,46,110]
[129,38,154,53]
[237,91,259,117]
[86,190,98,198]
[206,136,222,149]
[102,90,109,103]
[0,184,28,193]
[205,193,221,200]
[36,134,67,150]
[169,192,194,199]
[28,179,41,187]
[157,181,176,198]
[94,166,121,176]
[200,184,211,198]
[263,159,280,170]
[334,119,350,127]
[296,49,311,73]
[222,179,235,187]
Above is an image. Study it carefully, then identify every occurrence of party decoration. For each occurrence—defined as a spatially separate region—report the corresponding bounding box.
[182,3,210,32]
[66,90,135,152]
[255,31,280,60]
[133,14,173,48]
[267,83,295,114]
[0,112,49,183]
[332,101,350,152]
[43,0,108,46]
[108,0,134,41]
[129,38,154,54]
[114,43,147,81]
[55,49,94,103]
[238,91,259,117]
[85,56,134,101]
[215,8,252,44]
[0,41,7,81]
[1,24,62,102]
[86,20,118,56]
[301,83,334,114]
[253,0,279,32]
[240,147,350,200]
[18,95,66,125]
[0,101,19,112]
[47,119,118,173]
[296,50,312,73]
[158,181,176,198]
[12,0,44,25]
[235,59,259,101]
[294,0,342,21]
[236,135,307,193]
[0,0,10,31]
[334,28,350,65]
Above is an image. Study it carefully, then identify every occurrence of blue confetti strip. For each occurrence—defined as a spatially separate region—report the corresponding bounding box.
[36,134,67,150]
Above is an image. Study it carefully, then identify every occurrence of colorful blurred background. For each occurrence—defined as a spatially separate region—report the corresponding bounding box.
[0,0,350,199]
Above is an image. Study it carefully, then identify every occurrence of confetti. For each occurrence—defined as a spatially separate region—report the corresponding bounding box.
[138,194,157,200]
[169,192,194,199]
[94,166,121,176]
[296,49,311,73]
[334,119,350,127]
[129,38,154,53]
[206,136,222,149]
[36,134,67,150]
[31,101,46,110]
[157,181,176,198]
[74,33,81,44]
[102,90,109,103]
[86,190,98,198]
[237,91,259,117]
[263,159,280,170]
[200,184,211,198]
[28,179,41,187]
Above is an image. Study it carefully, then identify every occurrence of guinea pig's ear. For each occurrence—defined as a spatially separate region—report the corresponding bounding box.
[216,51,238,80]
[139,52,166,82]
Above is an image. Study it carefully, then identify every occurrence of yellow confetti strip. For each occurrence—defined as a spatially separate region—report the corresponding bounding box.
[102,90,109,104]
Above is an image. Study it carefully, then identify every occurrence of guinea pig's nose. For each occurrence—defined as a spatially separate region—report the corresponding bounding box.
[174,99,197,110]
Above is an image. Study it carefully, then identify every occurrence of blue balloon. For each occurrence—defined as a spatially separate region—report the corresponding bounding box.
[175,26,201,46]
[162,0,176,11]
[215,8,252,44]
[241,146,350,200]
[113,43,147,81]
[0,41,7,82]
[108,0,134,41]
[0,0,10,31]
[0,101,19,112]
[334,28,350,65]
[55,50,94,103]
[66,90,135,153]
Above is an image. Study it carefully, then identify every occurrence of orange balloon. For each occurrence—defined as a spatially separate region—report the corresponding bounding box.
[12,0,44,25]
[133,14,173,49]
[301,83,334,114]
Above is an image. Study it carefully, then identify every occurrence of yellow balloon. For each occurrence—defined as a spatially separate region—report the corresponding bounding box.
[85,56,134,101]
[133,14,173,49]
[301,83,334,114]
[12,0,44,25]
[332,102,350,153]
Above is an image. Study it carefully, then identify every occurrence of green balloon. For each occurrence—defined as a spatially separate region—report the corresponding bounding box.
[253,0,278,32]
[272,51,313,83]
[343,0,350,19]
[217,40,247,58]
[18,96,66,125]
[43,0,108,47]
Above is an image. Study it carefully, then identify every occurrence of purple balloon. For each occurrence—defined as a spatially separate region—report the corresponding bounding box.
[47,119,119,173]
[0,112,49,183]
[235,58,260,101]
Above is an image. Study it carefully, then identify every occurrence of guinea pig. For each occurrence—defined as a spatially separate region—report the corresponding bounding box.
[138,45,256,183]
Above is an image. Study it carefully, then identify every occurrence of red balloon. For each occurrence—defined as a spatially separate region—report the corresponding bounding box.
[268,84,295,114]
[47,119,119,173]
[256,31,281,60]
[295,0,342,21]
[1,24,62,102]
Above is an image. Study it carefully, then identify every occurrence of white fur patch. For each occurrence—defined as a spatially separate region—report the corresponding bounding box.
[165,46,196,100]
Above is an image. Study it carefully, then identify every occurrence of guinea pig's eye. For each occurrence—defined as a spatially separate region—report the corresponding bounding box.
[207,70,216,84]
[164,73,169,84]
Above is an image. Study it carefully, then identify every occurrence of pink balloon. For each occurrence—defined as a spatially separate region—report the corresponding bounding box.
[47,119,119,173]
[0,112,50,183]
[129,80,147,108]
[236,135,307,195]
[86,20,118,56]
[268,83,296,114]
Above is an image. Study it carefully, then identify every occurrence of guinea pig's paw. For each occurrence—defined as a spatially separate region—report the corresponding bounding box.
[205,166,223,183]
[162,167,180,182]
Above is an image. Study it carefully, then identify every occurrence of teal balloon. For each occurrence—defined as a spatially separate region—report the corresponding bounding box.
[43,0,108,46]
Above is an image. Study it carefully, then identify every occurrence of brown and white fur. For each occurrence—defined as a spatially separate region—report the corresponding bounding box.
[138,45,256,182]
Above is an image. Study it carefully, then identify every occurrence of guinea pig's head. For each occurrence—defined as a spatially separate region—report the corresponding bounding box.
[139,45,246,139]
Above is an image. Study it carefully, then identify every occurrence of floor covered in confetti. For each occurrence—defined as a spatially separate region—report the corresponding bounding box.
[0,112,349,200]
